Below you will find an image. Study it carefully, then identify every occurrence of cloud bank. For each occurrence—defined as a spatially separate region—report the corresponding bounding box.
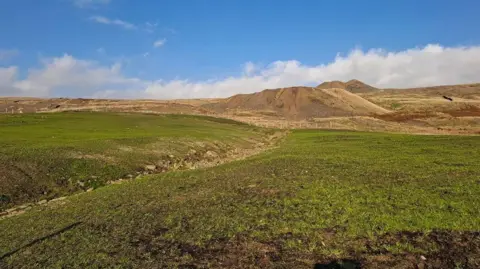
[1,44,480,99]
[0,55,144,97]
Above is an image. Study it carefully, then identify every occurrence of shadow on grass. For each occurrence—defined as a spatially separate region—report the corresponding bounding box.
[0,221,82,260]
[314,259,361,269]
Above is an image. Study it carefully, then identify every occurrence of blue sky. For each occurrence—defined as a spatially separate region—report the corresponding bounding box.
[1,0,480,98]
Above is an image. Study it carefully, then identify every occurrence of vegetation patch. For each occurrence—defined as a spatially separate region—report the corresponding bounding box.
[0,112,278,210]
[1,129,479,268]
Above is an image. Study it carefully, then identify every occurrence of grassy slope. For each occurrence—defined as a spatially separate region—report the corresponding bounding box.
[0,112,270,209]
[1,130,479,268]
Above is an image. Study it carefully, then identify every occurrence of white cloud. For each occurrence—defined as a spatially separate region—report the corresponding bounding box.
[2,44,480,99]
[243,62,257,76]
[0,49,19,61]
[153,39,166,48]
[0,55,145,97]
[0,67,18,96]
[89,16,162,33]
[73,0,111,8]
[90,16,136,30]
[141,44,480,99]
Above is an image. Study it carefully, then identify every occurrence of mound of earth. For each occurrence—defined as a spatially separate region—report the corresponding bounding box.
[205,86,389,119]
[317,79,380,93]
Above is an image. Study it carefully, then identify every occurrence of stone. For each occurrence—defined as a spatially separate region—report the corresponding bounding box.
[50,197,66,202]
[145,165,157,171]
[86,188,94,192]
[18,204,32,210]
[184,162,195,169]
[5,208,16,213]
[38,200,47,205]
[195,142,206,148]
[188,149,197,155]
[156,160,168,167]
[204,150,219,159]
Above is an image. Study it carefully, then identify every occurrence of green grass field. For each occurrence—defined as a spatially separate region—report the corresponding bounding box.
[1,114,479,268]
[0,112,274,210]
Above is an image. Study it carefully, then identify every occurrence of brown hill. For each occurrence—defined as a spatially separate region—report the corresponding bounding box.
[2,81,478,127]
[358,83,480,117]
[345,79,380,93]
[382,83,480,99]
[205,86,389,119]
[316,80,346,89]
[317,79,379,93]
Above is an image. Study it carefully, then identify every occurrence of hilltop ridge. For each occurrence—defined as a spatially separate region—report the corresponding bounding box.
[317,79,380,93]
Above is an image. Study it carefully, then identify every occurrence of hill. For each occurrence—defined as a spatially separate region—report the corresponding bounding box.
[317,79,380,93]
[205,85,389,119]
[381,82,480,98]
[1,80,479,134]
[358,82,480,116]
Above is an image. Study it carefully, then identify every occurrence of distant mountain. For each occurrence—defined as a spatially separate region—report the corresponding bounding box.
[317,79,380,93]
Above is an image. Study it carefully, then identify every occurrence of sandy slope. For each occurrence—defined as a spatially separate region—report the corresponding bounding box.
[319,88,390,114]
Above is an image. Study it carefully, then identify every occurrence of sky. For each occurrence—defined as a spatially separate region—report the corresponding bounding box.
[1,0,480,99]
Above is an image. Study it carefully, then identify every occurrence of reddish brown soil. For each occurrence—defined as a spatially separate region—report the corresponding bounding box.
[374,111,439,122]
[445,105,480,117]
